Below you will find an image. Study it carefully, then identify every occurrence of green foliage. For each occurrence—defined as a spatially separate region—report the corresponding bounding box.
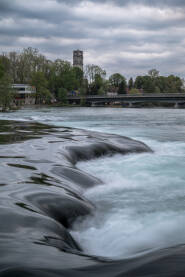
[85,64,106,84]
[118,79,127,94]
[165,75,183,93]
[79,87,86,96]
[129,88,141,94]
[0,48,184,105]
[0,55,10,78]
[109,73,125,87]
[0,62,4,79]
[79,79,88,105]
[0,47,49,84]
[135,73,183,93]
[128,77,134,90]
[47,66,57,94]
[89,73,105,95]
[134,75,155,93]
[58,88,68,103]
[148,69,159,78]
[37,88,52,104]
[72,67,83,89]
[134,76,143,89]
[95,74,103,87]
[154,86,161,93]
[55,60,73,91]
[98,86,105,95]
[31,71,48,90]
[50,60,84,94]
[0,75,13,111]
[31,71,51,104]
[102,80,110,91]
[79,79,88,96]
[109,73,127,94]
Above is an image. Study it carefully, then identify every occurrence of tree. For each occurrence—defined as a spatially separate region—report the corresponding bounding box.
[58,87,67,104]
[40,88,52,104]
[148,69,159,78]
[31,71,47,90]
[98,86,105,95]
[128,77,134,90]
[152,75,183,93]
[0,55,10,78]
[54,60,76,91]
[16,48,37,83]
[102,80,110,93]
[89,73,104,95]
[0,75,13,111]
[85,64,106,84]
[142,76,155,93]
[79,79,88,96]
[109,73,125,87]
[154,86,161,93]
[72,67,83,89]
[166,75,183,93]
[134,75,155,93]
[118,79,127,94]
[0,62,4,79]
[2,47,49,84]
[134,73,183,93]
[0,62,13,111]
[134,76,143,89]
[7,52,19,83]
[77,78,89,97]
[155,76,166,93]
[47,63,57,95]
[31,72,52,104]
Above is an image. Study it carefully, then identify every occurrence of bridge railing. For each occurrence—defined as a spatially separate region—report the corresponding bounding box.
[67,93,185,99]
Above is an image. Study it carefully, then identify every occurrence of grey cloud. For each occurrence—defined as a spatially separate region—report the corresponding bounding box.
[0,0,185,78]
[56,0,185,7]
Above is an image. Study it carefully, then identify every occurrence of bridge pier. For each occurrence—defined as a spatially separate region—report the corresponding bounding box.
[128,102,133,108]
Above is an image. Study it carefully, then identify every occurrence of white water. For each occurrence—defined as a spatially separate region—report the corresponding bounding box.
[1,107,185,258]
[73,148,185,258]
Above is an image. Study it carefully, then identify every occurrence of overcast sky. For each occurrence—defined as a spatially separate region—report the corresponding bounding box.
[0,0,185,78]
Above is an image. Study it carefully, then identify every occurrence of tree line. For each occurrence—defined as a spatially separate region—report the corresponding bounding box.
[0,47,184,108]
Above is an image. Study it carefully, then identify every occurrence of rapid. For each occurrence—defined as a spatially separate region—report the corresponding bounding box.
[1,107,185,276]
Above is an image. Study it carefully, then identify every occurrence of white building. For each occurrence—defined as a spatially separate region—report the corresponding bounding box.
[12,84,36,105]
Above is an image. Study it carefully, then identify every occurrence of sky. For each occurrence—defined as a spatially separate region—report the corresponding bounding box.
[0,0,185,78]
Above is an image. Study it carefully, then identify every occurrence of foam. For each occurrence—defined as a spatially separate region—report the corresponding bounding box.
[72,142,185,258]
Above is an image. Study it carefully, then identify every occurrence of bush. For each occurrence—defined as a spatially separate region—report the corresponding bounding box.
[129,88,141,94]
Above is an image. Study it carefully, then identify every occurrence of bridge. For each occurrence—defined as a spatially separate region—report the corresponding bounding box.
[67,93,185,107]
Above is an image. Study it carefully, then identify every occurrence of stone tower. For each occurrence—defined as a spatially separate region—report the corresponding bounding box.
[73,50,83,71]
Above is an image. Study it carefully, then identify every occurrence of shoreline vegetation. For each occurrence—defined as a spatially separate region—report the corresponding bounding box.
[0,47,184,111]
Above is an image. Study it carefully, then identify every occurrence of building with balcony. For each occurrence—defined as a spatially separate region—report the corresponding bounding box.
[12,84,36,105]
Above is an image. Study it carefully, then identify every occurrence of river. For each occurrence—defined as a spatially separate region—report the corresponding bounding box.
[0,107,185,276]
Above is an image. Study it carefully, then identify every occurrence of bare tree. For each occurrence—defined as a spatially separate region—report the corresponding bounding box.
[84,64,106,84]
